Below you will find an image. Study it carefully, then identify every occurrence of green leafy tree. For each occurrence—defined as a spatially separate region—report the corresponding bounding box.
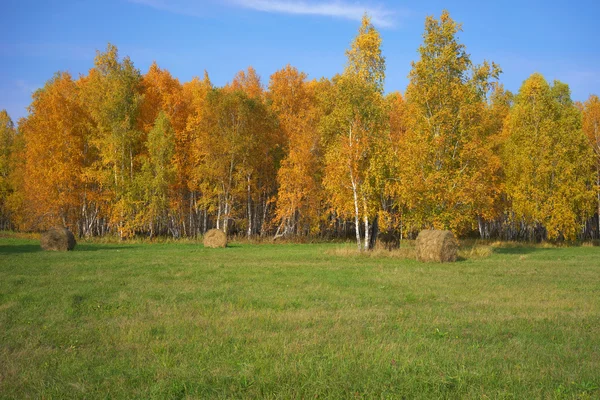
[138,62,190,236]
[192,87,276,235]
[82,44,143,238]
[138,111,176,237]
[229,68,280,237]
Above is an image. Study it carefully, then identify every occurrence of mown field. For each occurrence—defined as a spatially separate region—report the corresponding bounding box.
[1,235,599,399]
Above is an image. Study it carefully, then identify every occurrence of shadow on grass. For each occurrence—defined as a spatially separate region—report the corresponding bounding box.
[0,244,42,254]
[0,244,132,254]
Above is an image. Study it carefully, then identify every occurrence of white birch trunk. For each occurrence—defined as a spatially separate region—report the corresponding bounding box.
[363,195,370,250]
[216,197,221,230]
[351,174,362,251]
[597,166,600,238]
[247,176,252,238]
[223,197,229,235]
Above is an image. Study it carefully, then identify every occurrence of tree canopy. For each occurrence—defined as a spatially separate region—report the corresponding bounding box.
[1,11,598,243]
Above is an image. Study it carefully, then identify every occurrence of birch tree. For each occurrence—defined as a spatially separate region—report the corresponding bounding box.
[17,73,89,231]
[399,10,502,234]
[322,14,386,251]
[582,94,600,236]
[503,74,595,240]
[81,44,143,238]
[0,110,16,229]
[270,65,323,237]
[138,111,176,237]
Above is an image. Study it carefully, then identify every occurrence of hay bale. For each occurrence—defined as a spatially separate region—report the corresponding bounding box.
[415,230,457,263]
[41,226,76,251]
[203,229,227,248]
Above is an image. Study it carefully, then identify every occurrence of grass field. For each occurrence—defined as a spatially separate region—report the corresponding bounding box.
[1,235,599,399]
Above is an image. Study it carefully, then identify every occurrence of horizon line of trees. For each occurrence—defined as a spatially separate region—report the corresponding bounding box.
[1,10,600,248]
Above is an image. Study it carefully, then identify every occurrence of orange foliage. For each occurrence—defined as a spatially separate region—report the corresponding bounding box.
[269,65,323,235]
[18,73,90,231]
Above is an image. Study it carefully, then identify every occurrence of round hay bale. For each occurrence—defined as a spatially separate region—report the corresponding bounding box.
[203,229,227,248]
[415,230,457,263]
[41,226,76,251]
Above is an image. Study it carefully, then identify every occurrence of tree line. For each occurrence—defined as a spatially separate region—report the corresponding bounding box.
[1,11,599,247]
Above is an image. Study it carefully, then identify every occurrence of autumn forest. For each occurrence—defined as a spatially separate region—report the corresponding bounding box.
[1,11,600,248]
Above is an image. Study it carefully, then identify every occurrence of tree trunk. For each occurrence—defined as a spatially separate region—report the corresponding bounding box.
[247,175,252,238]
[362,195,370,250]
[597,166,600,238]
[261,194,268,237]
[350,175,362,251]
[478,215,484,239]
[369,214,379,250]
[189,194,194,237]
[216,197,221,230]
[223,196,229,235]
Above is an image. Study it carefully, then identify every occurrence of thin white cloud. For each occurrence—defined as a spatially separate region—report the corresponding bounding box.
[128,0,397,28]
[127,0,205,17]
[232,0,396,28]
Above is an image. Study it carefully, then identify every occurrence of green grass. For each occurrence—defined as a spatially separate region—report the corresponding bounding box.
[1,235,599,399]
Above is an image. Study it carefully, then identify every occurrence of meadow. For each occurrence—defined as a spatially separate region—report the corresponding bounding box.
[1,235,599,399]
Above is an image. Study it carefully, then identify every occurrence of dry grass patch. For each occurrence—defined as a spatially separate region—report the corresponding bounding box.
[326,243,416,259]
[0,231,40,240]
[489,240,559,249]
[458,242,493,260]
[328,239,496,261]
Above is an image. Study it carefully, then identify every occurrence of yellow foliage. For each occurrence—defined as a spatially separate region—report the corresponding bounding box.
[394,10,503,235]
[503,74,595,239]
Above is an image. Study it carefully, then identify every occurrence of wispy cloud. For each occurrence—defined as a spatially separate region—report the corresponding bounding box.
[128,0,398,28]
[231,0,396,28]
[127,0,205,17]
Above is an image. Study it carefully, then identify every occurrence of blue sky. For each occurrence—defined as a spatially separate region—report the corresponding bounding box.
[2,0,599,122]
